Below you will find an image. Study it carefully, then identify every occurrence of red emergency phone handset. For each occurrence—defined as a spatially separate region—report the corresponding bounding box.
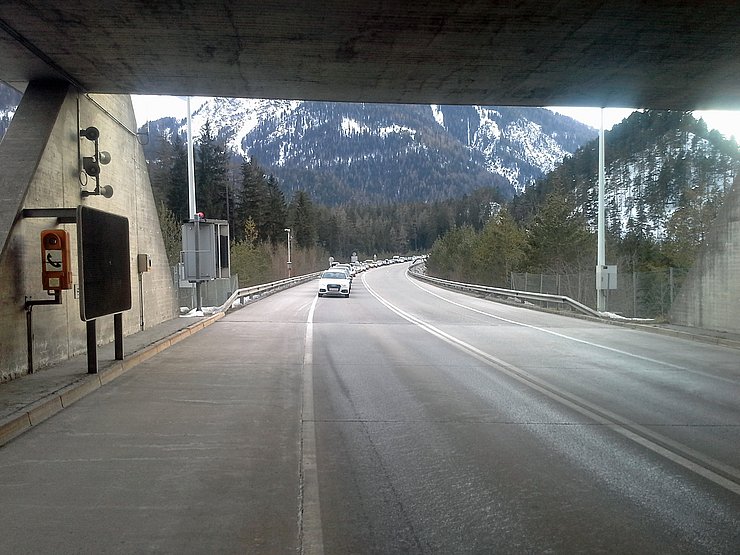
[40,229,73,291]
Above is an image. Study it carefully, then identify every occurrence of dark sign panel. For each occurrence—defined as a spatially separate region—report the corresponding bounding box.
[77,206,132,321]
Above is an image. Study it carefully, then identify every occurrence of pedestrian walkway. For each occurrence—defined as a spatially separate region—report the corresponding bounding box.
[0,313,222,447]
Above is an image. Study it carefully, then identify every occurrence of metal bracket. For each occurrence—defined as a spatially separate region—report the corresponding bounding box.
[21,208,77,224]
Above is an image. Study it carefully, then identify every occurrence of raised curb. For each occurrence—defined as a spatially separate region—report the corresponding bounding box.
[0,312,224,448]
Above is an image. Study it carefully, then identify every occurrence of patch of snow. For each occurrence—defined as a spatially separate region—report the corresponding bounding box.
[379,124,416,139]
[431,104,445,128]
[341,117,368,136]
[600,311,655,322]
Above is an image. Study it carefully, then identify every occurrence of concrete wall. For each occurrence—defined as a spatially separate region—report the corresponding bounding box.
[670,176,740,334]
[0,81,177,381]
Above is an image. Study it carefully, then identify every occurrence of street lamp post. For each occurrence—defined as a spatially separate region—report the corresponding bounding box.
[596,108,606,312]
[284,228,292,277]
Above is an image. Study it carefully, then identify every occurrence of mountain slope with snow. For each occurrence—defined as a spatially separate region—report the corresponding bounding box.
[145,98,596,204]
[513,110,739,240]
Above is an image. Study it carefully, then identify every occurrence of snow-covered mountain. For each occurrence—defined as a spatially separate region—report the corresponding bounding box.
[145,98,596,204]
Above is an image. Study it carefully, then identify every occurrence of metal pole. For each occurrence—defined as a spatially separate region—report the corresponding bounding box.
[87,320,97,374]
[138,273,144,330]
[114,313,124,360]
[26,306,34,374]
[285,228,292,278]
[195,216,202,312]
[187,97,203,312]
[596,108,606,312]
[24,292,62,374]
[187,97,196,219]
[633,271,637,317]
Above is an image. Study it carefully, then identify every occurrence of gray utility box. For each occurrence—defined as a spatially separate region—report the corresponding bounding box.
[596,264,618,290]
[181,219,230,282]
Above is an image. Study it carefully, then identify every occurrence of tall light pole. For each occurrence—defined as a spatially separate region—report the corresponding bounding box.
[596,108,606,312]
[186,97,202,312]
[284,228,292,277]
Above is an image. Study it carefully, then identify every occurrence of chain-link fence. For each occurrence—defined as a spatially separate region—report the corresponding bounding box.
[510,268,689,319]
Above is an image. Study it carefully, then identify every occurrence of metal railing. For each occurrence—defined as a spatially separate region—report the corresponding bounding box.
[209,272,322,315]
[407,263,602,318]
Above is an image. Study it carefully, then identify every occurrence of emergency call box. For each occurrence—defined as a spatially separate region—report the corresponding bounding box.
[41,229,73,291]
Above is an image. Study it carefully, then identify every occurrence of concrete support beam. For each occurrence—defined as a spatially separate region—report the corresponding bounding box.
[0,80,70,260]
[0,85,177,380]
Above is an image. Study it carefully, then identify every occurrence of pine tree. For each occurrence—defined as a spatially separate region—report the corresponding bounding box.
[195,120,230,221]
[146,129,177,210]
[166,135,189,221]
[426,225,478,281]
[157,201,183,267]
[526,192,595,273]
[235,158,269,242]
[288,190,317,249]
[473,209,526,286]
[263,175,287,244]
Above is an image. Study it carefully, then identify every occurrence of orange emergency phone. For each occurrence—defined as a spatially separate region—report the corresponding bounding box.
[41,229,73,291]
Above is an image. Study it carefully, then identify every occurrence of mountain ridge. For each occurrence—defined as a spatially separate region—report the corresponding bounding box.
[141,99,597,204]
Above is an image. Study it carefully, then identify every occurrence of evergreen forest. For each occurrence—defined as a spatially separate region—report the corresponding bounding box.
[149,120,508,286]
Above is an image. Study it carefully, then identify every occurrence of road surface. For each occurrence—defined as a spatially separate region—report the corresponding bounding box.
[1,263,738,553]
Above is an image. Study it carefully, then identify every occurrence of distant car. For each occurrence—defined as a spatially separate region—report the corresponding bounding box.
[335,267,353,292]
[318,270,351,298]
[333,264,355,279]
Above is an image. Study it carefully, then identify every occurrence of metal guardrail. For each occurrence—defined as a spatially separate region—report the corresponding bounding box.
[209,271,322,314]
[407,263,602,318]
[209,263,602,319]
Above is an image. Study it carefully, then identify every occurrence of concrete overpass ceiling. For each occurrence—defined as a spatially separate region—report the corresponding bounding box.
[0,1,739,109]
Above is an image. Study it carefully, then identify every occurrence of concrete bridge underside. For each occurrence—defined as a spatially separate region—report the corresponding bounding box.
[1,1,739,109]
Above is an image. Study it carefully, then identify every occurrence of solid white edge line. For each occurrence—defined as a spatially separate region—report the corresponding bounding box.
[405,270,738,384]
[363,273,740,496]
[300,295,324,555]
[403,270,690,371]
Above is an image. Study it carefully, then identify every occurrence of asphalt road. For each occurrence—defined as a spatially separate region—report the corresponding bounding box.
[1,263,738,553]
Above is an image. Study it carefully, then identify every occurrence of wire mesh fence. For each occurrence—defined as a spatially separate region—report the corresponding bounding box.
[510,268,689,319]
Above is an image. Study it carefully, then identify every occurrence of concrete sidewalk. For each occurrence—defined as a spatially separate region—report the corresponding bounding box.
[0,313,223,447]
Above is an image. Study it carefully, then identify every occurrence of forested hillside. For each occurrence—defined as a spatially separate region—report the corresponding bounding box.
[508,110,739,268]
[427,110,739,317]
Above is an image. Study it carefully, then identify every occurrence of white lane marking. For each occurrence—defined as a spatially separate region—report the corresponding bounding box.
[402,271,693,371]
[363,274,740,496]
[300,296,324,555]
